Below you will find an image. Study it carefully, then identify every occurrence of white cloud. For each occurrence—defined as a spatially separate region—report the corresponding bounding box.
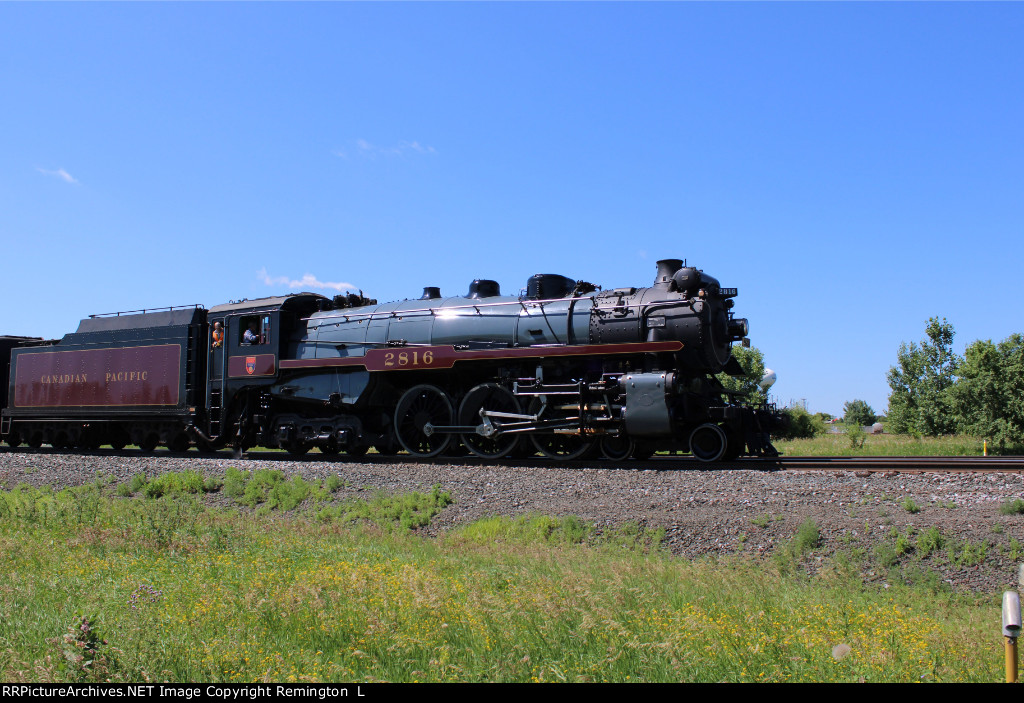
[36,167,78,184]
[343,139,437,158]
[258,268,356,292]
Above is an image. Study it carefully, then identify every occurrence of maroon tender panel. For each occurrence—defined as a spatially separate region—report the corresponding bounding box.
[13,344,182,407]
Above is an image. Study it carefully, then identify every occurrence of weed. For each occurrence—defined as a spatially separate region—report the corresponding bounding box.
[950,540,989,568]
[127,584,164,611]
[49,616,119,682]
[916,526,944,558]
[133,495,200,548]
[266,475,312,511]
[901,498,921,514]
[241,469,285,507]
[846,423,867,448]
[991,523,1004,534]
[324,475,344,493]
[772,518,819,573]
[894,527,915,556]
[203,476,223,493]
[223,467,247,499]
[874,543,900,569]
[751,515,770,528]
[320,485,454,532]
[999,499,1024,516]
[901,565,951,595]
[144,471,204,498]
[127,473,148,494]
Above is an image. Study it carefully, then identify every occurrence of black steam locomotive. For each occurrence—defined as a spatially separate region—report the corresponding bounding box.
[1,259,781,462]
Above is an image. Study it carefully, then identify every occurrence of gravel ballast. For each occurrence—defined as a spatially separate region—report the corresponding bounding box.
[2,449,1024,594]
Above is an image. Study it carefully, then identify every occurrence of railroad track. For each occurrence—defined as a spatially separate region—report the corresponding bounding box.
[3,446,1023,473]
[769,455,1024,472]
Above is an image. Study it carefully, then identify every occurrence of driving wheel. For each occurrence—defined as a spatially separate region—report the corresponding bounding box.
[394,385,454,457]
[459,383,522,459]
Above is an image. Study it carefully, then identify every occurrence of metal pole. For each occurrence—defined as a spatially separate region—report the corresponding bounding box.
[1003,589,1022,682]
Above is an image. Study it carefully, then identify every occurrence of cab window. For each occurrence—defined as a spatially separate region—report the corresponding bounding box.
[239,315,271,346]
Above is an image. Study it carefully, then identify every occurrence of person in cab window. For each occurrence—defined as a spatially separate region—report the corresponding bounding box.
[211,321,224,348]
[243,321,260,345]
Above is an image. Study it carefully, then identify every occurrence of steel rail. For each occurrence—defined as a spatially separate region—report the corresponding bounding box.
[3,446,1023,473]
[756,455,1024,472]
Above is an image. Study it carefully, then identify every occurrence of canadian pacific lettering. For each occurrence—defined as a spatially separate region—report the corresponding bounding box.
[39,374,88,384]
[105,371,149,383]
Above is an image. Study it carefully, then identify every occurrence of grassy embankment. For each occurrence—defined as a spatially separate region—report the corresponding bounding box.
[774,433,1002,457]
[0,468,1009,683]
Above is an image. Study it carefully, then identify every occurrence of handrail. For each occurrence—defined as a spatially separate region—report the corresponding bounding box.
[302,295,602,325]
[89,304,205,318]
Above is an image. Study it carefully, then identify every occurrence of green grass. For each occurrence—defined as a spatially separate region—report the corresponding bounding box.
[0,473,1008,683]
[999,499,1024,516]
[901,498,921,514]
[774,433,992,457]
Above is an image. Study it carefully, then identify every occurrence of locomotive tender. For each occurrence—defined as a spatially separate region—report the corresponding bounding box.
[1,259,781,462]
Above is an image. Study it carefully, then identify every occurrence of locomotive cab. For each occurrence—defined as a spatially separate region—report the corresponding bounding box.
[202,294,328,446]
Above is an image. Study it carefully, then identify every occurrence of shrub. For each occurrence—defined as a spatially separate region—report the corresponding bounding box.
[127,473,148,494]
[223,467,248,499]
[777,406,825,440]
[144,471,204,498]
[320,485,453,532]
[324,475,344,493]
[846,422,867,448]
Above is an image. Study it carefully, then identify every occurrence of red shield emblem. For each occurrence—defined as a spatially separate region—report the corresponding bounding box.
[245,357,256,375]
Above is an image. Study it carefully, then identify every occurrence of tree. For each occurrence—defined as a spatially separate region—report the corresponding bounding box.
[951,334,1024,450]
[842,399,876,427]
[776,405,825,439]
[716,345,768,404]
[886,317,959,436]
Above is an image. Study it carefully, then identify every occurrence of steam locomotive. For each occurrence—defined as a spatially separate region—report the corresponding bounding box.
[1,259,781,462]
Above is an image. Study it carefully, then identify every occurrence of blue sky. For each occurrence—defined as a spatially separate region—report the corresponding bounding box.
[2,2,1022,417]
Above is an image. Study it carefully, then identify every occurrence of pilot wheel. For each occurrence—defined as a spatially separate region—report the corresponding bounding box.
[599,435,635,461]
[689,423,727,463]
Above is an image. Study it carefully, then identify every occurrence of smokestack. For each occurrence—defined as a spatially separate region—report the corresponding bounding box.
[654,259,683,288]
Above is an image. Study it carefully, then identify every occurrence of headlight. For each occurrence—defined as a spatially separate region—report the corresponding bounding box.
[727,318,749,339]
